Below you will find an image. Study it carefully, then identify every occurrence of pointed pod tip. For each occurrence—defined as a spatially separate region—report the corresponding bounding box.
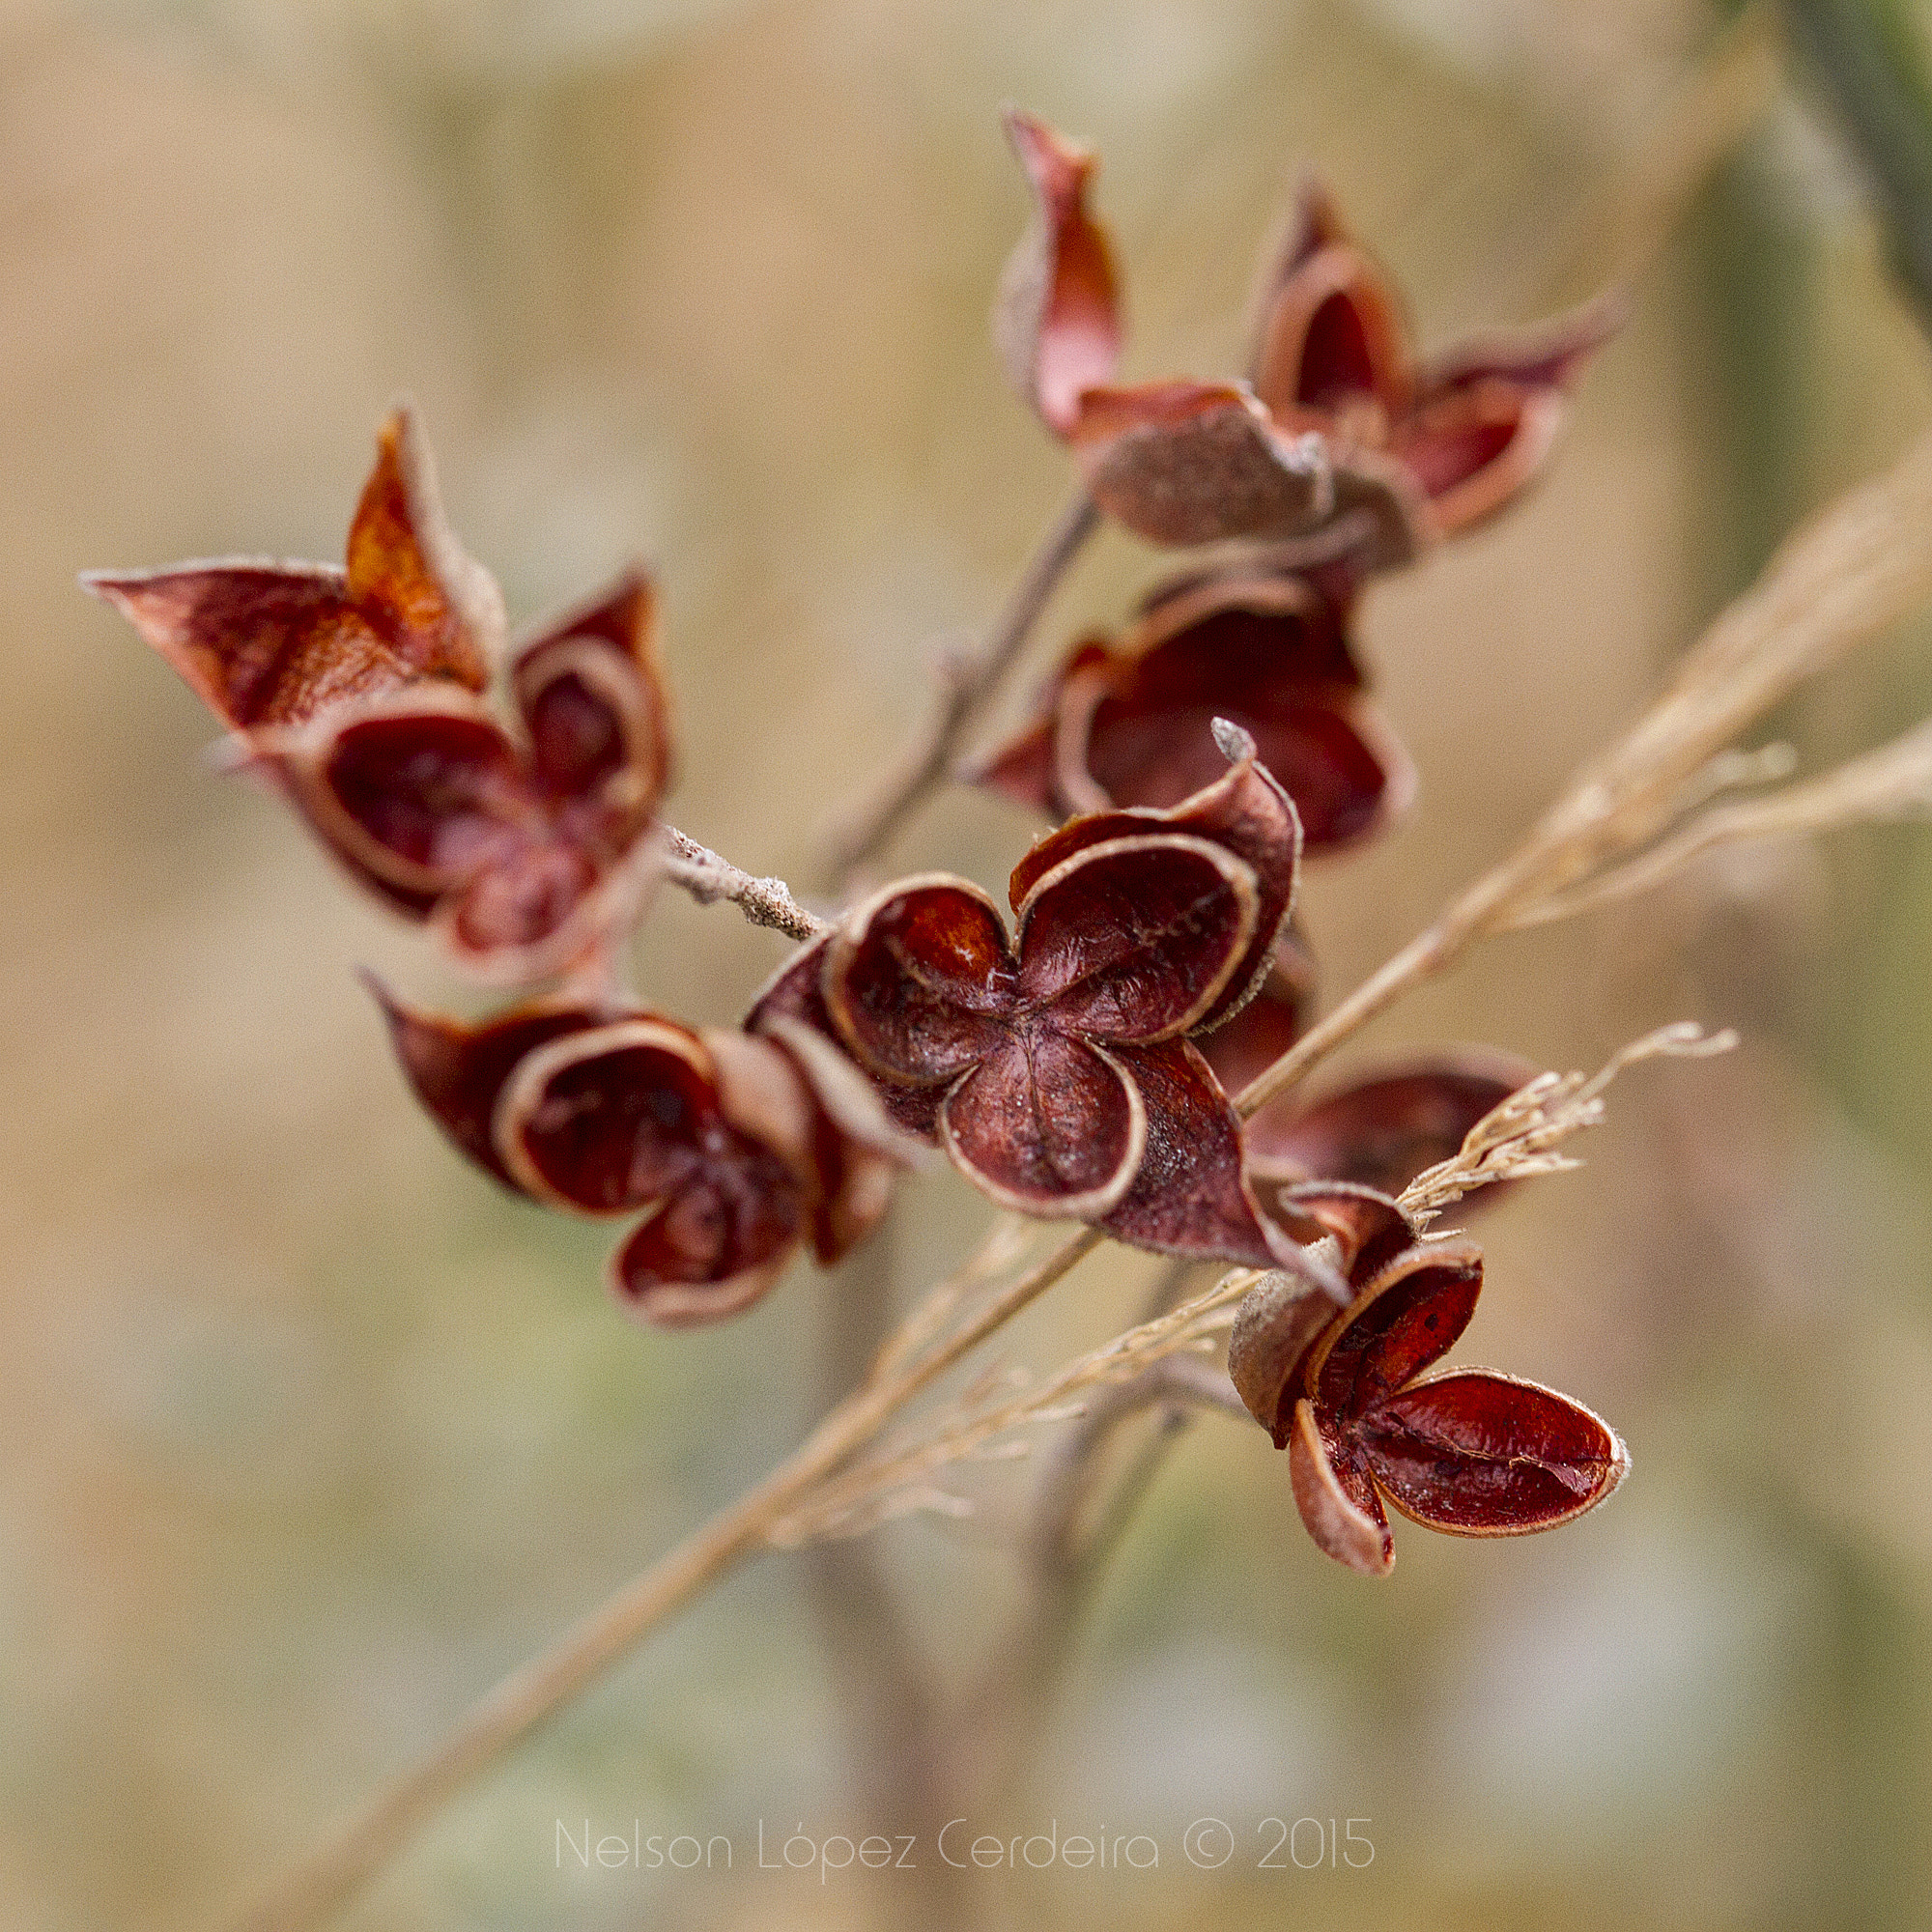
[355,963,399,1012]
[355,969,450,1093]
[1211,716,1258,765]
[1001,101,1043,158]
[356,969,425,1054]
[1276,426,1332,484]
[372,400,417,480]
[1000,101,1050,145]
[77,566,182,616]
[202,732,261,776]
[1000,104,1093,187]
[380,391,422,439]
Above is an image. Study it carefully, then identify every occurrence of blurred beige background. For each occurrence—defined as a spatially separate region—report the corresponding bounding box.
[6,0,1932,1926]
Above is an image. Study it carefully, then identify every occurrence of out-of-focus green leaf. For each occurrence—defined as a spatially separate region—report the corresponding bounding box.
[1786,0,1932,324]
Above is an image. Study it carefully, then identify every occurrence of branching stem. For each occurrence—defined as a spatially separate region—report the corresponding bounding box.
[222,1227,1102,1932]
[223,427,1932,1932]
[822,488,1099,885]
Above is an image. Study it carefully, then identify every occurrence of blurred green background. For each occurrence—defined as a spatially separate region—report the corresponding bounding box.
[7,0,1932,1926]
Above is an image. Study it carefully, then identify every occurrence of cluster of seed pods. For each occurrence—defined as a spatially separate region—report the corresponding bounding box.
[90,109,1629,1569]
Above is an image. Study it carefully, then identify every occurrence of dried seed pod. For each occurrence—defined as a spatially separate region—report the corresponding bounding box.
[972,563,1411,850]
[373,982,916,1328]
[1005,748,1302,1034]
[1230,1189,1629,1574]
[86,403,501,729]
[753,751,1335,1284]
[90,406,674,985]
[1251,179,1624,542]
[990,118,1616,563]
[262,572,670,981]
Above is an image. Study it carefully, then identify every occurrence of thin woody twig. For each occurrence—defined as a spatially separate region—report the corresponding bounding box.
[660,825,826,940]
[822,488,1099,884]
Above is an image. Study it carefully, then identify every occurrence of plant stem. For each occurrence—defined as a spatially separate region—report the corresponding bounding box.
[223,1228,1103,1932]
[222,907,1488,1932]
[660,825,826,940]
[822,489,1099,885]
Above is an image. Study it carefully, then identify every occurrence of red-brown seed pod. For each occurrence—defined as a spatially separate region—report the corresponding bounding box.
[261,571,671,981]
[755,750,1338,1288]
[373,982,919,1328]
[1251,177,1624,543]
[990,112,1412,555]
[991,115,1618,561]
[972,564,1412,851]
[1229,1188,1628,1574]
[1004,738,1301,1034]
[85,403,501,730]
[90,408,673,985]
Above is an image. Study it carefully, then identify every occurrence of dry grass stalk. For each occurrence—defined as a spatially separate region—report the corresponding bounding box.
[1475,431,1932,915]
[1236,426,1932,1122]
[769,1265,1269,1548]
[1397,1022,1739,1228]
[1508,719,1932,926]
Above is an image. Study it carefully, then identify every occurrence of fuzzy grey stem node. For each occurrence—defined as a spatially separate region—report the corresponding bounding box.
[661,826,827,942]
